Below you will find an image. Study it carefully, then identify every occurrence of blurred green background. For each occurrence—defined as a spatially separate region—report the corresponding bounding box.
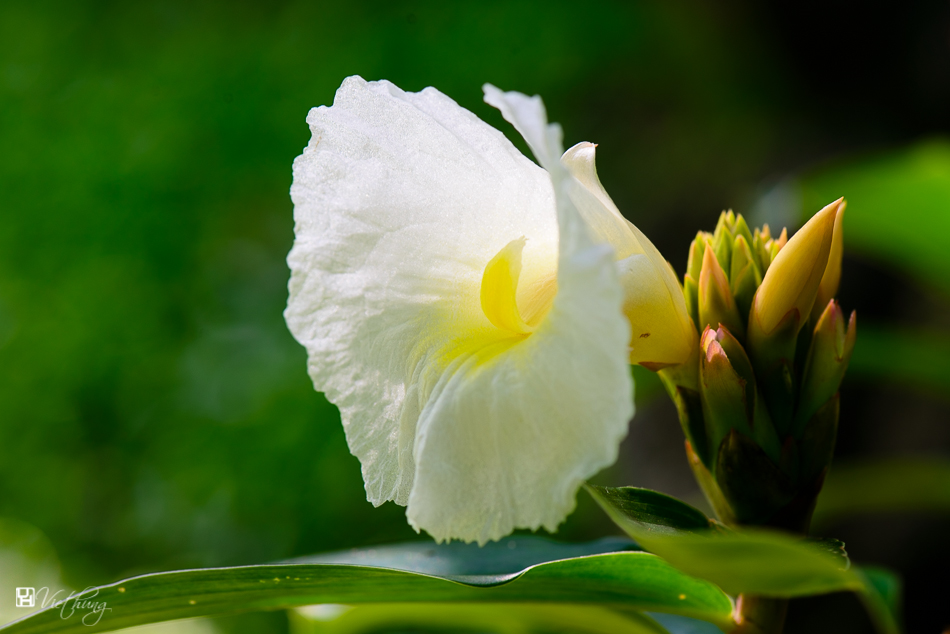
[1,1,949,633]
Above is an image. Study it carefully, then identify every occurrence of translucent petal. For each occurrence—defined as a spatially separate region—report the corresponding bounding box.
[287,77,632,544]
[405,87,632,543]
[560,142,695,367]
[286,77,556,507]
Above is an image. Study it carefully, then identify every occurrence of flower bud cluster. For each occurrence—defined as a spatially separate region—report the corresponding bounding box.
[660,200,854,532]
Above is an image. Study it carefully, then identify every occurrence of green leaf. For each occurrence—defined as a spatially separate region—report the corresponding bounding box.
[0,537,734,634]
[633,530,855,597]
[813,457,950,527]
[587,485,902,634]
[289,603,672,634]
[582,486,714,537]
[587,485,852,596]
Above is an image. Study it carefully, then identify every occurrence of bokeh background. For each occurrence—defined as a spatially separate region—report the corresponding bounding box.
[2,1,949,632]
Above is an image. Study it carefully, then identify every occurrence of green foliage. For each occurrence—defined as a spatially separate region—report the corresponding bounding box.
[587,485,902,634]
[0,538,735,634]
[583,486,715,538]
[0,0,799,595]
[1,2,947,632]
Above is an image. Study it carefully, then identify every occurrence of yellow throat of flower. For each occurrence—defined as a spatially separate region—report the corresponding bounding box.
[480,237,557,336]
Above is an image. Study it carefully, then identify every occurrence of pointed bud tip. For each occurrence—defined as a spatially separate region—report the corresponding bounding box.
[752,198,843,335]
[699,246,744,337]
[815,197,845,229]
[700,242,727,283]
[813,200,847,320]
[775,227,788,248]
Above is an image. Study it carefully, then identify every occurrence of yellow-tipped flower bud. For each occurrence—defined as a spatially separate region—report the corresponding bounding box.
[811,202,846,323]
[661,200,856,533]
[770,227,788,259]
[730,234,763,325]
[750,198,844,337]
[746,198,844,435]
[683,233,710,326]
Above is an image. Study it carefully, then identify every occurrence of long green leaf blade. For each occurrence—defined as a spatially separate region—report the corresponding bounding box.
[1,543,734,634]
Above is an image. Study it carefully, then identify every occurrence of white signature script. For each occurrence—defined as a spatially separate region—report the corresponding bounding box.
[34,587,112,626]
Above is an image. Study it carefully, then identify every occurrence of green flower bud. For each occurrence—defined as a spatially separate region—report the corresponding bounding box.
[733,214,755,252]
[700,326,753,463]
[699,325,781,469]
[753,226,769,273]
[684,275,700,330]
[730,234,763,326]
[661,199,856,535]
[683,233,708,327]
[794,300,856,436]
[712,211,735,273]
[698,244,744,337]
[752,224,787,274]
[686,231,711,282]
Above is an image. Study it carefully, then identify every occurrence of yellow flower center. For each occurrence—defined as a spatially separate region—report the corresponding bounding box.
[480,237,556,335]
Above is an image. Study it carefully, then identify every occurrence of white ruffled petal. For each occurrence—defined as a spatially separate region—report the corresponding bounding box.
[286,77,633,544]
[406,88,633,543]
[286,77,555,507]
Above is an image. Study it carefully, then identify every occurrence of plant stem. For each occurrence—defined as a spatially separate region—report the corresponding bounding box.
[732,595,788,634]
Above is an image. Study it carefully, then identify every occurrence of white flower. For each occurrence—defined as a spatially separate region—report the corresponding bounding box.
[285,77,690,544]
